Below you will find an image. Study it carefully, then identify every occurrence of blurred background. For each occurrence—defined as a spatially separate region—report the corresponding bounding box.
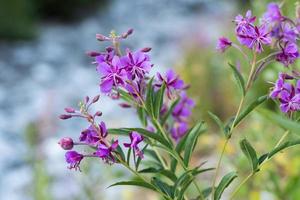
[1,0,300,200]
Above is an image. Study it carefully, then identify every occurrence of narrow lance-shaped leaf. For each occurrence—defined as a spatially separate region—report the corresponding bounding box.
[240,139,259,172]
[183,122,206,167]
[145,77,155,117]
[214,172,238,200]
[108,180,156,191]
[224,95,268,135]
[258,108,300,135]
[267,139,300,159]
[228,63,245,96]
[137,106,148,127]
[208,111,228,138]
[154,82,166,119]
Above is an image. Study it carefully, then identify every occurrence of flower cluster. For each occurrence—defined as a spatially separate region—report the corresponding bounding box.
[59,29,195,170]
[217,2,300,114]
[217,3,299,66]
[270,73,300,113]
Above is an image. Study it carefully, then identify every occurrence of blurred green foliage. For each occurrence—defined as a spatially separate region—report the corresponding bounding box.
[0,0,107,40]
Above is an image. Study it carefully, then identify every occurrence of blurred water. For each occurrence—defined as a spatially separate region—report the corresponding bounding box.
[0,0,234,199]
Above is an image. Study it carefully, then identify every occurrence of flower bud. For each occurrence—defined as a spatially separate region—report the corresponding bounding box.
[92,95,100,103]
[96,34,109,41]
[141,47,152,52]
[86,51,101,57]
[85,96,90,104]
[59,114,72,120]
[64,107,75,113]
[58,137,74,150]
[119,103,131,108]
[121,28,134,38]
[94,111,103,116]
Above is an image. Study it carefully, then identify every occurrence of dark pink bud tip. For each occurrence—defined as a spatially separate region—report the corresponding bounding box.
[127,28,134,35]
[86,51,101,57]
[119,103,131,108]
[85,96,90,103]
[92,95,100,103]
[64,107,75,113]
[94,111,103,116]
[96,34,109,41]
[58,137,74,150]
[59,114,72,120]
[141,47,152,52]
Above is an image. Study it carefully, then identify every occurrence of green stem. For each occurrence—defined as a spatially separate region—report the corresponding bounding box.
[211,52,257,200]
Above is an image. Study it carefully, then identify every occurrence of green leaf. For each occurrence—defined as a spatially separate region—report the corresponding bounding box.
[126,148,132,165]
[115,145,125,161]
[118,89,135,103]
[202,187,214,198]
[137,106,148,127]
[208,111,227,138]
[240,139,259,172]
[234,95,267,127]
[145,77,155,117]
[151,177,173,197]
[161,98,180,125]
[228,63,245,96]
[108,180,156,191]
[139,167,177,182]
[214,172,238,200]
[224,95,267,135]
[268,139,300,159]
[154,82,166,119]
[183,122,206,167]
[258,108,300,135]
[108,128,130,136]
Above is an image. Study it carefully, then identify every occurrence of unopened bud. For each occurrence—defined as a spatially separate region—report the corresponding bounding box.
[94,111,103,116]
[119,103,131,108]
[85,96,90,104]
[141,47,152,52]
[86,51,101,57]
[58,137,74,150]
[92,95,100,103]
[59,114,72,120]
[96,34,109,41]
[121,28,134,38]
[64,107,75,113]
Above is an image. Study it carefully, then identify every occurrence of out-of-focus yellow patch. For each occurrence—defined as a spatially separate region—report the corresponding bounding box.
[250,191,260,200]
[217,139,236,155]
[274,152,288,166]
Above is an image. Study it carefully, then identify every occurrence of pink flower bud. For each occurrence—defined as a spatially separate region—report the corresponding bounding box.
[59,114,72,120]
[94,111,103,116]
[85,96,90,103]
[96,34,109,41]
[141,47,152,52]
[119,103,131,108]
[92,95,100,103]
[86,51,101,57]
[58,137,74,150]
[121,28,134,39]
[64,107,75,113]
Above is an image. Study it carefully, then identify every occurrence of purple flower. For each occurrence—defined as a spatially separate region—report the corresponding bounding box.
[171,122,188,141]
[276,42,299,66]
[125,80,145,100]
[172,92,195,122]
[279,90,300,113]
[155,69,185,98]
[235,10,256,33]
[79,122,107,145]
[262,3,282,23]
[58,137,74,150]
[96,56,127,93]
[95,47,115,64]
[95,140,119,163]
[216,37,232,52]
[124,132,144,158]
[122,50,152,80]
[237,25,271,53]
[65,151,84,171]
[281,24,298,43]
